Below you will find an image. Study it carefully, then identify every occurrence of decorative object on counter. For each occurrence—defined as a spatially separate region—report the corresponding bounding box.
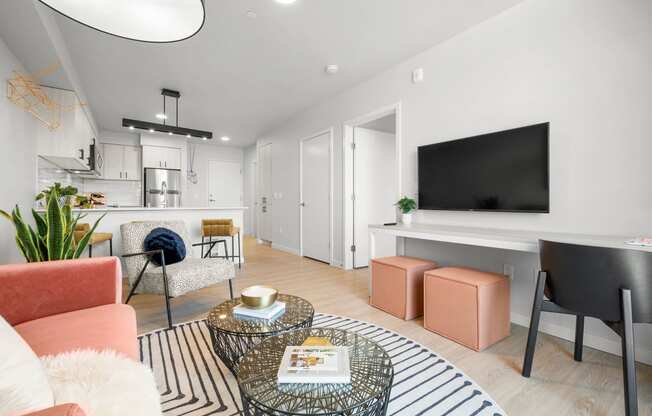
[143,227,187,266]
[35,182,79,207]
[202,218,242,269]
[36,0,205,43]
[121,221,236,329]
[187,144,199,184]
[395,196,417,225]
[123,89,213,139]
[1,189,105,262]
[74,223,113,257]
[240,285,278,309]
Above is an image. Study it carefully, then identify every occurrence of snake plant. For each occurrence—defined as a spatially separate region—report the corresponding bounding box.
[0,189,105,262]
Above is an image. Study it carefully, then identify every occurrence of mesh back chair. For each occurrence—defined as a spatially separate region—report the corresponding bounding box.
[121,221,236,329]
[523,240,652,416]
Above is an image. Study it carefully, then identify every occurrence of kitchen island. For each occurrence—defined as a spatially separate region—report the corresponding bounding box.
[64,207,248,262]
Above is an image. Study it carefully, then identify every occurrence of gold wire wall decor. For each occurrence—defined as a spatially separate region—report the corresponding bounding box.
[6,63,83,131]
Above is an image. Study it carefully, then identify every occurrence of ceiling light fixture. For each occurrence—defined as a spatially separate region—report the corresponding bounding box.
[129,126,134,130]
[325,64,339,75]
[36,0,206,43]
[275,0,297,4]
[221,136,231,142]
[123,89,213,139]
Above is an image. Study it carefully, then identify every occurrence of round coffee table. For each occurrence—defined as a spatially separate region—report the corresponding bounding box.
[206,294,314,375]
[237,328,394,416]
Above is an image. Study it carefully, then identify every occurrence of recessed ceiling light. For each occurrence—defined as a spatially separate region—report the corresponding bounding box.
[35,0,206,43]
[221,136,231,142]
[246,10,257,19]
[275,0,297,4]
[325,64,339,75]
[156,113,168,120]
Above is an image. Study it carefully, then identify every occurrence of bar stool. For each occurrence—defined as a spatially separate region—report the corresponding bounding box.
[74,223,113,257]
[202,219,241,269]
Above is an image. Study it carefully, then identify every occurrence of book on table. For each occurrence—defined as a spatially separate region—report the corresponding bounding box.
[277,346,351,384]
[233,301,286,319]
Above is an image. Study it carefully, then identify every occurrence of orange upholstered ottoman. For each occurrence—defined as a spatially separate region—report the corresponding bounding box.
[424,267,510,351]
[371,256,437,320]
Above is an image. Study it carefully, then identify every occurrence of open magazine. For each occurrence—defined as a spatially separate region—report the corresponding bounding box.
[277,346,351,384]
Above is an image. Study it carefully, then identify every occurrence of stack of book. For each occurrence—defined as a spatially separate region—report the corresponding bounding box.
[277,340,351,384]
[233,301,286,320]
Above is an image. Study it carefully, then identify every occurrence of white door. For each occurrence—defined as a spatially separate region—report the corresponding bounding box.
[301,133,330,263]
[245,161,257,236]
[259,143,273,242]
[353,127,397,268]
[102,144,124,180]
[123,146,141,181]
[208,160,242,206]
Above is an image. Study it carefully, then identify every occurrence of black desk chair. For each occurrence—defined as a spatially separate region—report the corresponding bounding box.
[522,240,652,416]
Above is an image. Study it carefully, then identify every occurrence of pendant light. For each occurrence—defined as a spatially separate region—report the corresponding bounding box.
[36,0,206,43]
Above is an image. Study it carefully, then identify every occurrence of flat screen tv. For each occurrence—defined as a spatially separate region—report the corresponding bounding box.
[418,122,549,213]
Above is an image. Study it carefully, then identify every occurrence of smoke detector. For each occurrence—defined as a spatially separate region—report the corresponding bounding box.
[325,64,339,75]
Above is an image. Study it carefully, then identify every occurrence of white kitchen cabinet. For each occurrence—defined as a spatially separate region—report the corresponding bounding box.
[142,145,181,170]
[103,144,141,181]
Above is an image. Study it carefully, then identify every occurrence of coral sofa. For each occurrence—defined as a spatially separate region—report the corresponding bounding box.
[0,257,138,416]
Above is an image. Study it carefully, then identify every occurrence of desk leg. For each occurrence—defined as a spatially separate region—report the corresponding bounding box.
[396,236,406,256]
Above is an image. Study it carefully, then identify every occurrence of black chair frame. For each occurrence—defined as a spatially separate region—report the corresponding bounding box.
[124,240,234,329]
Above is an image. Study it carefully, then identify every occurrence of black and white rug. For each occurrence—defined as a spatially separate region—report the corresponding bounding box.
[139,313,506,416]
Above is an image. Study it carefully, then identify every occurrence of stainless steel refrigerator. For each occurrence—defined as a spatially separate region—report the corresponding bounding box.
[144,168,182,208]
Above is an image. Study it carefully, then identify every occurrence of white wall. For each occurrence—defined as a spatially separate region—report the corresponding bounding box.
[0,37,39,264]
[243,145,258,235]
[257,0,652,361]
[185,142,243,208]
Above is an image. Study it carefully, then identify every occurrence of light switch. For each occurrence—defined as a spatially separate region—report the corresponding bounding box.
[412,68,424,84]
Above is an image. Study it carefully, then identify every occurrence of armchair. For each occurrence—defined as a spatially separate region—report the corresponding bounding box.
[121,221,236,328]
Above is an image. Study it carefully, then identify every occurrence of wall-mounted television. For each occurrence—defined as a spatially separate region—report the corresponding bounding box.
[418,122,549,213]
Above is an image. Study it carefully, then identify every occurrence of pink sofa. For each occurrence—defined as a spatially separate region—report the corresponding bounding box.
[0,257,138,416]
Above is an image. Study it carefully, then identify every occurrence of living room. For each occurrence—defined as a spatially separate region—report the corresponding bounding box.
[1,1,651,416]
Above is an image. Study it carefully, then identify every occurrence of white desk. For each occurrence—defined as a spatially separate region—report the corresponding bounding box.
[368,223,651,293]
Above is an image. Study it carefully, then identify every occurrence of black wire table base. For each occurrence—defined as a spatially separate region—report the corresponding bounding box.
[238,328,394,416]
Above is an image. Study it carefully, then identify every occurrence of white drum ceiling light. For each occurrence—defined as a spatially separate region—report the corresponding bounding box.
[36,0,206,43]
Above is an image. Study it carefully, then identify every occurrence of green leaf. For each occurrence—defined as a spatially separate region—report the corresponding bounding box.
[12,206,40,262]
[72,213,106,259]
[0,209,12,221]
[32,209,47,237]
[46,190,65,260]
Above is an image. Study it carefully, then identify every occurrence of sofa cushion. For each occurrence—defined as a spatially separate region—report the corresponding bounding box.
[0,315,54,415]
[15,304,138,361]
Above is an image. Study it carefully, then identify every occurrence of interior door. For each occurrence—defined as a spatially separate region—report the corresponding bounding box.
[353,127,397,268]
[123,146,141,181]
[259,143,273,242]
[301,133,330,263]
[246,161,257,236]
[208,160,242,206]
[102,144,124,180]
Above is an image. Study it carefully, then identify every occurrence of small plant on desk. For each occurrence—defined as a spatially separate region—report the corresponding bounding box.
[396,197,417,225]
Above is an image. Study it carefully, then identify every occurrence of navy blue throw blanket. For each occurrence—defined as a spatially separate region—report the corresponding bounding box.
[144,228,186,266]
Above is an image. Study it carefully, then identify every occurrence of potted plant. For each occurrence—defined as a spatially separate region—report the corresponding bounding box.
[35,182,79,207]
[1,189,104,262]
[396,196,417,225]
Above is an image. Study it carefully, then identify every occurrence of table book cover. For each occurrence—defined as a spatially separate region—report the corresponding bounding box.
[233,301,286,319]
[277,346,351,384]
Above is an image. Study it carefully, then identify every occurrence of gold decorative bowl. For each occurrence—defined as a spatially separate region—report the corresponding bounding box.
[240,286,278,309]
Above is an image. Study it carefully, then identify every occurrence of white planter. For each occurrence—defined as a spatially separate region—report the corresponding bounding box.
[401,212,413,225]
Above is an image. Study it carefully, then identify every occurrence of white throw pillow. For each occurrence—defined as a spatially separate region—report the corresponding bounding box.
[0,315,55,415]
[41,350,162,416]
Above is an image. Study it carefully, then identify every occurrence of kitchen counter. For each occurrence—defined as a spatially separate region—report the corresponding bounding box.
[58,206,248,263]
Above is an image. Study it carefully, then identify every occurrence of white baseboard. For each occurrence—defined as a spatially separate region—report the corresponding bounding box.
[511,312,652,366]
[330,258,344,268]
[271,243,300,256]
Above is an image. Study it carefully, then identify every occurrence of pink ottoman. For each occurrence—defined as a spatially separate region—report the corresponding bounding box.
[424,267,510,351]
[371,256,437,320]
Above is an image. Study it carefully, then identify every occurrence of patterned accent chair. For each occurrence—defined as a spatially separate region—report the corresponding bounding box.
[121,221,236,328]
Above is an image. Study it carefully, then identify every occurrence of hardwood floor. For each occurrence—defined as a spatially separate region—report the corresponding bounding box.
[126,237,652,415]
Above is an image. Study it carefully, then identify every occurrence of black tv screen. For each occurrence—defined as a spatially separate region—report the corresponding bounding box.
[418,123,549,213]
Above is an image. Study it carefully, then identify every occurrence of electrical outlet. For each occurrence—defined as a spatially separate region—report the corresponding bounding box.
[503,264,515,281]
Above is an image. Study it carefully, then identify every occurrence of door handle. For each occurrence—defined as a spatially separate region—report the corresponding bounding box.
[299,202,305,207]
[119,171,122,179]
[165,161,167,168]
[125,171,128,179]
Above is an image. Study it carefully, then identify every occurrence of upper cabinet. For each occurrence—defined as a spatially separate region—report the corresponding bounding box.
[142,145,181,170]
[103,144,141,181]
[36,87,95,168]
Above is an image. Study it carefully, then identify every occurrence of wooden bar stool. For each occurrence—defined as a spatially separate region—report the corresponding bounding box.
[201,219,241,269]
[74,223,113,257]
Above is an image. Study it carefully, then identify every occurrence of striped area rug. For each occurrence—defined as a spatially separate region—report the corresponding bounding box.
[139,313,506,416]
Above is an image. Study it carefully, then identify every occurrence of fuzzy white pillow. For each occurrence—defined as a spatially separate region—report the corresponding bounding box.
[0,316,54,415]
[41,350,162,416]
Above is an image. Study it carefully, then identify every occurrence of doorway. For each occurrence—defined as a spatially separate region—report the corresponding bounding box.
[300,129,333,264]
[343,103,402,270]
[208,160,242,207]
[258,142,273,243]
[245,161,257,236]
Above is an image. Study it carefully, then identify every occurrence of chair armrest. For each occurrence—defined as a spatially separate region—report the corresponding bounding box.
[0,257,122,326]
[122,249,164,258]
[22,404,86,416]
[192,240,224,258]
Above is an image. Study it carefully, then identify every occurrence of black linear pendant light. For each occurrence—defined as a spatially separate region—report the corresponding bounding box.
[37,0,205,43]
[123,89,213,139]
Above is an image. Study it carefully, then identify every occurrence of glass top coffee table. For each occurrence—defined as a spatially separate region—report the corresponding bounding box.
[206,294,314,374]
[237,327,394,416]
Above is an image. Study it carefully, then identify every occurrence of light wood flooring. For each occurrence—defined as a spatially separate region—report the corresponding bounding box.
[126,237,652,415]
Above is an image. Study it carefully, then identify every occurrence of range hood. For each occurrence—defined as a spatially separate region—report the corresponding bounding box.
[39,140,100,177]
